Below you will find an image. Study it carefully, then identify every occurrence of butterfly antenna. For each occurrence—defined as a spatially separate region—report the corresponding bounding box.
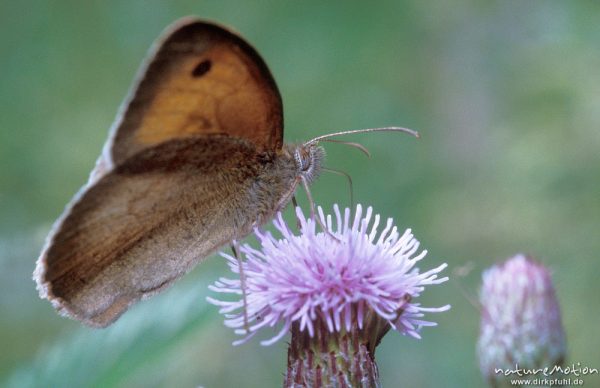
[305,126,420,145]
[231,241,250,333]
[322,167,354,209]
[320,139,371,158]
[300,177,340,242]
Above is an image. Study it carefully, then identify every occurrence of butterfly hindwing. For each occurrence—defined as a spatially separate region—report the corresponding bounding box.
[36,136,288,327]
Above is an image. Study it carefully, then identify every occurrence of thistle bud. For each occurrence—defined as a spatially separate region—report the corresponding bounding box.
[477,254,566,385]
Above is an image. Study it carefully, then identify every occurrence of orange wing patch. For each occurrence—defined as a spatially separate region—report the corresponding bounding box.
[136,46,259,144]
[110,20,283,165]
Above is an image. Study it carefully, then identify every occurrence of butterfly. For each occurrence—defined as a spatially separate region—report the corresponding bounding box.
[34,17,418,327]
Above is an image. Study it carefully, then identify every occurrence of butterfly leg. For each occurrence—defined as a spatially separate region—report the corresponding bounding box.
[231,241,250,333]
[300,177,340,241]
[291,195,303,230]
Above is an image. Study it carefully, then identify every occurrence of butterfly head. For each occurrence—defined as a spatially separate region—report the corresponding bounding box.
[294,142,325,185]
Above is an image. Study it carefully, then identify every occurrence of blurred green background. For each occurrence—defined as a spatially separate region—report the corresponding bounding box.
[2,1,599,387]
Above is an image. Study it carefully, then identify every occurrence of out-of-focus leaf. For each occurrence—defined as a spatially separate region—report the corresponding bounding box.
[6,275,215,388]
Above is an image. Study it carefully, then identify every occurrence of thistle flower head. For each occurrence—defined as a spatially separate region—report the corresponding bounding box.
[208,204,450,346]
[477,254,567,382]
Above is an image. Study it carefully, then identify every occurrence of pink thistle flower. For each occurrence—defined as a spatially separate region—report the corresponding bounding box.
[207,204,450,347]
[477,254,567,385]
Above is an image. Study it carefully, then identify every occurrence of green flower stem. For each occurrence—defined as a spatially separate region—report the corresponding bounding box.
[285,315,381,388]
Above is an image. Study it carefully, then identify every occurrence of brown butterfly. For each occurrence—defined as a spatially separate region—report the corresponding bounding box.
[34,17,418,328]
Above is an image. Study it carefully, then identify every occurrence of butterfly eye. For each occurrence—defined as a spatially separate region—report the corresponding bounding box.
[301,155,311,172]
[294,149,311,172]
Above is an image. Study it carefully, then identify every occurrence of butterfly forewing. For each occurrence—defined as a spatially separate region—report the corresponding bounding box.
[109,18,284,165]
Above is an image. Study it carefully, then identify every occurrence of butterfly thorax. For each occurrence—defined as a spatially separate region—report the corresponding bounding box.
[249,143,324,225]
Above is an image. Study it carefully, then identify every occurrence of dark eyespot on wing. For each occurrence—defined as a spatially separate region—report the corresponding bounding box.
[191,59,212,77]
